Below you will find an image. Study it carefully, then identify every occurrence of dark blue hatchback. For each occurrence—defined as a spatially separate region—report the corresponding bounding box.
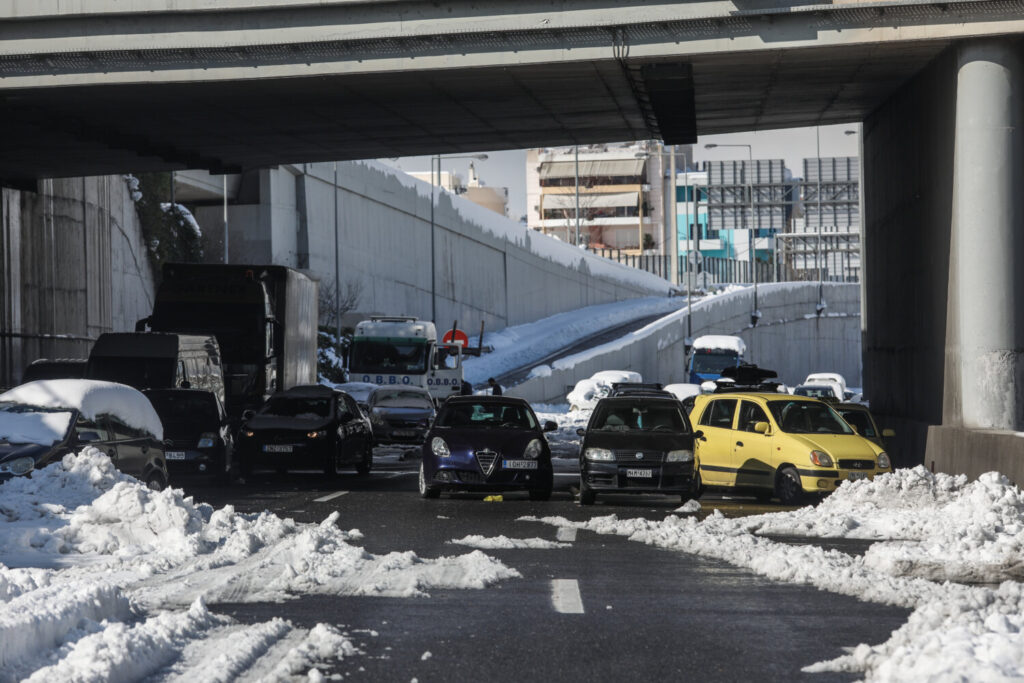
[419,396,556,500]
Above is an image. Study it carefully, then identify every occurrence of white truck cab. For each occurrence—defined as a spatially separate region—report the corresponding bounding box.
[347,317,463,403]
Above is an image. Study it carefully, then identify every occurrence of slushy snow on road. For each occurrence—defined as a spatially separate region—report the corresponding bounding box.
[521,466,1024,681]
[0,449,519,680]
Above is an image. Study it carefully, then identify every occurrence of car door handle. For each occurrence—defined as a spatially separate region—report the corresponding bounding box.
[736,441,744,447]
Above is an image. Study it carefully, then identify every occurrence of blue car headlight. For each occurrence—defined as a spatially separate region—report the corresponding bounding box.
[0,456,36,476]
[431,437,451,458]
[523,439,543,460]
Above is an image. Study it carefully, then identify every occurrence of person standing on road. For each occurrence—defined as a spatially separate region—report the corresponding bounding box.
[487,378,502,395]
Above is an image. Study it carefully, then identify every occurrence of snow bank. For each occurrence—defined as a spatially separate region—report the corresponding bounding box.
[450,535,569,550]
[0,450,522,679]
[520,465,1024,681]
[0,380,163,440]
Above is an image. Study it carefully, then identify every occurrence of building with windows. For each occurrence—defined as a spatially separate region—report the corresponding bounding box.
[526,142,668,253]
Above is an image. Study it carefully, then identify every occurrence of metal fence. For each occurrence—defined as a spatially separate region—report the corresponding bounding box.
[588,248,774,287]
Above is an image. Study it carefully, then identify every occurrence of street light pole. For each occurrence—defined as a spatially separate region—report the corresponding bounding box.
[705,142,759,325]
[574,145,581,246]
[429,153,489,323]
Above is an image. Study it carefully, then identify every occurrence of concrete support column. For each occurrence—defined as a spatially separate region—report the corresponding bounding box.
[952,39,1024,430]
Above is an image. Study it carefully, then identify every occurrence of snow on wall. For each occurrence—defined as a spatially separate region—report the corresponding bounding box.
[507,282,861,404]
[198,161,670,332]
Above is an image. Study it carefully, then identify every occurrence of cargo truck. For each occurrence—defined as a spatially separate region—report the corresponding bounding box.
[137,263,318,421]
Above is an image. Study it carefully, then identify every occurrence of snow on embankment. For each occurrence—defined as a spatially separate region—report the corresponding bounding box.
[521,467,1024,680]
[0,450,519,678]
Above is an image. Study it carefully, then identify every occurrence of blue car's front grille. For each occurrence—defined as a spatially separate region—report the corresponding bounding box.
[475,449,498,475]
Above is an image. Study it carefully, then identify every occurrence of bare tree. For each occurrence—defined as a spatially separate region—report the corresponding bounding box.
[318,277,364,331]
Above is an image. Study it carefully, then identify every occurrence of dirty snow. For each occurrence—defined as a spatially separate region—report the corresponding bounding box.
[449,535,570,550]
[0,450,519,679]
[520,466,1024,681]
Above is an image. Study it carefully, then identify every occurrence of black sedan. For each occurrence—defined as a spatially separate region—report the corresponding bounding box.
[237,385,372,476]
[367,386,435,447]
[144,388,233,483]
[577,396,699,505]
[419,396,556,500]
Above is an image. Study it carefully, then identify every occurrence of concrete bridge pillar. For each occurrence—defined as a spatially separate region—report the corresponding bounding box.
[951,40,1024,431]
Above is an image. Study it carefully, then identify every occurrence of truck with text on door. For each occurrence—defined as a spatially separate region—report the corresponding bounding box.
[137,263,318,422]
[348,317,474,404]
[687,335,746,384]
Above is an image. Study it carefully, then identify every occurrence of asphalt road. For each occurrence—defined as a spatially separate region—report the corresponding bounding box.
[180,453,908,682]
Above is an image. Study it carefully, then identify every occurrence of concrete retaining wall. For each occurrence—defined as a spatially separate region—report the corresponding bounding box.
[0,176,156,388]
[193,161,671,332]
[507,282,861,404]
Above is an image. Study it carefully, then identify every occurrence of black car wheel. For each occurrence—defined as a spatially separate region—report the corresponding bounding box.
[419,462,440,499]
[529,488,552,502]
[579,478,596,506]
[355,442,372,475]
[144,470,166,492]
[776,466,805,505]
[692,471,705,499]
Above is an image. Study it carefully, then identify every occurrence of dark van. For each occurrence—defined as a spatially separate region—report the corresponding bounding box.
[144,388,233,483]
[86,332,225,405]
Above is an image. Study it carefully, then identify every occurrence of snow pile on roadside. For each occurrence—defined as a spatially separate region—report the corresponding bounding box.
[0,450,522,678]
[740,467,1024,583]
[450,535,569,550]
[520,468,1024,680]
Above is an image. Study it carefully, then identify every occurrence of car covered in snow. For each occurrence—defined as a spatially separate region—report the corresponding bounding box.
[366,386,435,447]
[566,370,643,411]
[576,395,698,505]
[793,384,843,402]
[690,392,891,505]
[237,385,373,476]
[144,388,233,483]
[0,379,169,490]
[419,396,556,500]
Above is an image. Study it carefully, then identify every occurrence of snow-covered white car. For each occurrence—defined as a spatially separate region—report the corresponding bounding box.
[802,373,847,400]
[566,370,642,411]
[0,379,169,489]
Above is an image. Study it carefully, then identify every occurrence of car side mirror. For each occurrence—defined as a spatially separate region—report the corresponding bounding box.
[543,421,558,432]
[754,422,770,434]
[77,431,101,443]
[692,430,704,440]
[576,428,586,437]
[882,428,896,438]
[242,409,255,421]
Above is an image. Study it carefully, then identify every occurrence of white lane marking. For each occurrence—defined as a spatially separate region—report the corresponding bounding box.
[556,527,578,543]
[313,491,348,503]
[550,579,584,614]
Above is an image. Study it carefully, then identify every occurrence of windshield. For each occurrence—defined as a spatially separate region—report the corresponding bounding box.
[0,403,74,445]
[691,350,738,375]
[349,340,429,374]
[767,400,853,435]
[436,402,537,429]
[838,409,876,438]
[258,396,331,419]
[794,385,835,399]
[591,402,689,432]
[87,357,176,390]
[371,390,433,410]
[146,392,219,431]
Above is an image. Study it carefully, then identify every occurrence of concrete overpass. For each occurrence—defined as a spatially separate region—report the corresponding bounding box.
[2,1,1024,481]
[2,0,1023,182]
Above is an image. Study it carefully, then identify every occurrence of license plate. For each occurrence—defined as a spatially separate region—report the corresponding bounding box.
[847,471,868,481]
[166,451,187,460]
[264,445,293,453]
[503,459,538,470]
[625,468,654,478]
[393,430,417,438]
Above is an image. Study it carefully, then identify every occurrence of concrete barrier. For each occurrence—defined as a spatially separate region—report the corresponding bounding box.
[506,282,861,404]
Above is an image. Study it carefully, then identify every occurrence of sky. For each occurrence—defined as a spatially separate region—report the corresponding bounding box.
[378,123,862,223]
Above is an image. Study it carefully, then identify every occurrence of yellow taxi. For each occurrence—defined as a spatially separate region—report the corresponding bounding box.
[689,392,891,504]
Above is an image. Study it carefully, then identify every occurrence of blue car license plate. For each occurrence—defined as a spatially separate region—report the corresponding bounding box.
[503,460,538,470]
[263,445,294,453]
